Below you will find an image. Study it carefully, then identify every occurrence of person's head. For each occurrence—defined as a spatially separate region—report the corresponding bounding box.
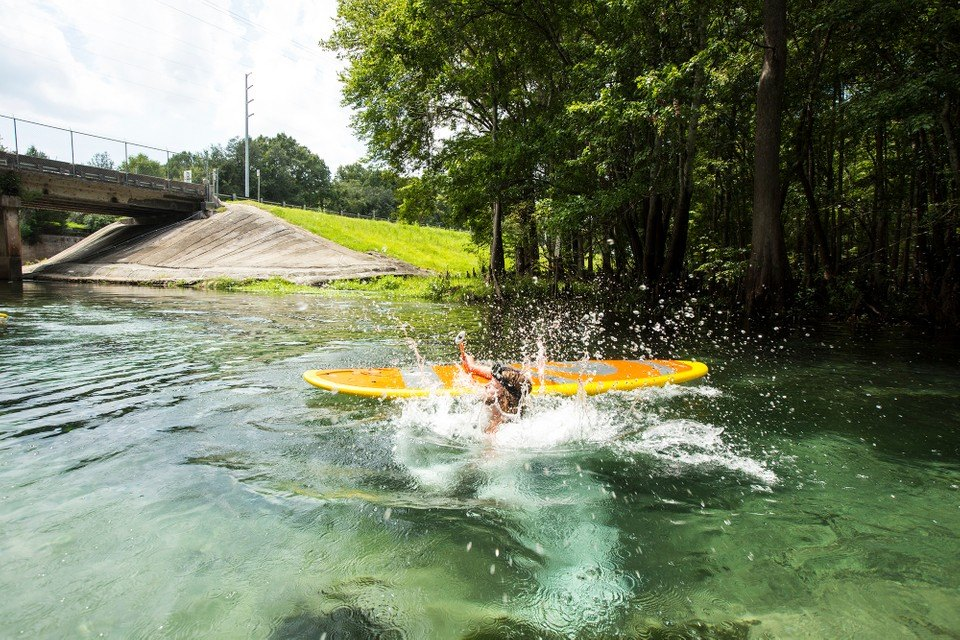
[491,363,524,398]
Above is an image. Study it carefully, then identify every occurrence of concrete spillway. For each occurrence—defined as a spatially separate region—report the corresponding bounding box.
[25,203,428,285]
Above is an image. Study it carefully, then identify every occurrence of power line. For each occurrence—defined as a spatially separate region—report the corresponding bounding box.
[9,23,211,92]
[5,45,220,108]
[196,0,324,59]
[152,0,319,64]
[110,14,221,58]
[151,0,257,46]
[47,21,212,74]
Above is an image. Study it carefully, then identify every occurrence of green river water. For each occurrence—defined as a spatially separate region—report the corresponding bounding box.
[1,282,958,639]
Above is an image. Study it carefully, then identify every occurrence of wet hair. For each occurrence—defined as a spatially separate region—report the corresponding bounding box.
[491,362,528,399]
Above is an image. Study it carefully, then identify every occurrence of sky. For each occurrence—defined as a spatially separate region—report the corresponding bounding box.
[0,0,365,172]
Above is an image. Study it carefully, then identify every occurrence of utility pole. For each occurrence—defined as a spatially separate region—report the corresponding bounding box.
[244,72,254,198]
[256,168,261,202]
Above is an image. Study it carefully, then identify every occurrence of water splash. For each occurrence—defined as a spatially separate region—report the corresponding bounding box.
[390,382,778,491]
[616,419,779,486]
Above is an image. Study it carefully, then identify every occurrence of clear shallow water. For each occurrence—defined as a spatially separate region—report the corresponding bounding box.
[1,282,958,639]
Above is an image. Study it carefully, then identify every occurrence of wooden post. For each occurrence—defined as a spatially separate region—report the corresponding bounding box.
[0,196,23,281]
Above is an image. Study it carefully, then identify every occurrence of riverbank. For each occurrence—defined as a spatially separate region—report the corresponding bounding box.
[24,203,430,285]
[189,273,489,301]
[21,200,952,330]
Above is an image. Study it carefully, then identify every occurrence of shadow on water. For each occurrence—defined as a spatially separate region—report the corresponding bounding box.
[267,606,758,640]
[269,607,402,640]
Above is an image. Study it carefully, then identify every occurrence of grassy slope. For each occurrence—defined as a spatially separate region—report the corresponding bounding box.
[250,201,481,275]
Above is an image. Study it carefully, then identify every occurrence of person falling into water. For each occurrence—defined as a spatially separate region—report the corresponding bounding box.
[456,331,532,434]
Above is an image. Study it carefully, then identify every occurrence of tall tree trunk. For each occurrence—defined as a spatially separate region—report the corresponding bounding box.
[940,97,960,191]
[623,201,645,280]
[587,216,595,276]
[514,198,538,276]
[601,229,613,277]
[797,163,833,280]
[745,0,792,322]
[663,49,705,282]
[873,125,889,298]
[643,131,665,285]
[489,79,504,298]
[835,93,845,273]
[643,194,666,285]
[490,197,505,294]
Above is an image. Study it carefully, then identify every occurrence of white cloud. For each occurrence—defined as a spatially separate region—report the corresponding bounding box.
[0,0,365,171]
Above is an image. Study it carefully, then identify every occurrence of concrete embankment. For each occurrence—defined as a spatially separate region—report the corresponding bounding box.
[25,203,429,285]
[23,234,84,263]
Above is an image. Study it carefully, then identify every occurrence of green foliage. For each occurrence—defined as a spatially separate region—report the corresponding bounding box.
[327,0,578,276]
[88,152,114,170]
[24,146,48,159]
[19,211,44,243]
[331,163,401,219]
[0,171,19,196]
[19,209,69,242]
[119,153,164,177]
[68,212,113,233]
[211,134,332,206]
[396,173,449,226]
[260,133,331,207]
[326,0,960,326]
[691,244,749,291]
[194,273,486,302]
[326,274,486,301]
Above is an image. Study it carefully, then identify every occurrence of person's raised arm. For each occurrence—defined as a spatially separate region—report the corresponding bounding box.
[456,331,492,379]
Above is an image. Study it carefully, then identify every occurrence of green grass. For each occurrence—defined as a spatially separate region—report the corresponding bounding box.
[191,274,490,301]
[245,201,482,275]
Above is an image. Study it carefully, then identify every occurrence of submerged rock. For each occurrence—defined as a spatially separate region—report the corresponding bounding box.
[269,606,403,640]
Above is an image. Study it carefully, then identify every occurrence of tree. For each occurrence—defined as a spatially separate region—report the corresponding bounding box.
[210,134,331,206]
[331,163,401,219]
[88,152,114,170]
[257,133,332,207]
[166,151,214,184]
[328,0,572,295]
[745,0,791,320]
[119,153,164,177]
[326,0,959,327]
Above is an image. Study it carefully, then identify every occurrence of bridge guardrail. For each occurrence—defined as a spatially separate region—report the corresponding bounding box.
[1,151,206,198]
[1,114,209,189]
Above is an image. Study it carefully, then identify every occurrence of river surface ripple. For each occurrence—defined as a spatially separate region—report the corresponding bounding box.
[1,283,958,639]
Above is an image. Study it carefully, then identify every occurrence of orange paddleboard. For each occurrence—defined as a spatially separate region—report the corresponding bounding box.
[303,359,708,398]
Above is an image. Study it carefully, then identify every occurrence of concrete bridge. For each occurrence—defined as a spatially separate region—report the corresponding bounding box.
[1,150,213,281]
